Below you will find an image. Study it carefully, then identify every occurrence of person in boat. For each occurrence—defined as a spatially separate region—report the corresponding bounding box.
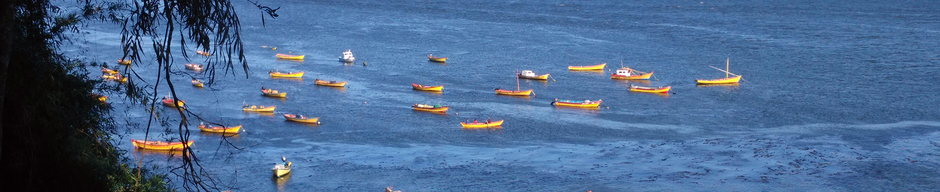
[487,118,492,123]
[261,86,266,91]
[297,115,304,119]
[473,119,478,124]
[281,156,288,167]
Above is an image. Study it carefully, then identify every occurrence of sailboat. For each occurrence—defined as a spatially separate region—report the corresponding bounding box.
[495,70,533,96]
[696,58,741,84]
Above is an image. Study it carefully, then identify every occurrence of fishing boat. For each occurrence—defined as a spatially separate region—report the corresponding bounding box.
[460,120,504,129]
[185,63,204,71]
[552,99,602,108]
[283,114,321,124]
[412,83,443,92]
[243,105,276,112]
[196,50,211,56]
[161,97,185,108]
[192,79,204,88]
[568,63,606,71]
[629,85,671,94]
[696,58,742,84]
[496,73,534,96]
[315,79,347,87]
[261,88,287,98]
[96,95,108,102]
[518,70,549,80]
[428,54,447,62]
[272,161,292,177]
[413,104,449,113]
[198,123,242,134]
[610,67,653,80]
[269,71,304,78]
[338,49,355,62]
[117,59,131,65]
[131,139,193,151]
[275,53,305,60]
[102,68,119,75]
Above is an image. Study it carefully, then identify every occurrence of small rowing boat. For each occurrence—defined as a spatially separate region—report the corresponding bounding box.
[102,74,127,83]
[428,54,447,62]
[339,49,355,62]
[629,85,671,94]
[495,88,533,96]
[568,63,606,71]
[243,105,276,112]
[412,83,443,92]
[117,59,132,65]
[315,79,347,87]
[696,58,742,84]
[161,97,185,108]
[273,161,292,177]
[460,120,504,129]
[198,123,242,134]
[413,104,449,113]
[269,71,304,78]
[196,50,211,56]
[518,70,549,80]
[185,63,204,71]
[610,67,653,80]
[283,114,320,124]
[261,88,287,98]
[131,139,193,151]
[102,68,119,75]
[552,99,602,108]
[192,79,204,88]
[275,53,305,60]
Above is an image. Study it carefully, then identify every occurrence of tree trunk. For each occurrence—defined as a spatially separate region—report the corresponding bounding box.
[0,0,15,161]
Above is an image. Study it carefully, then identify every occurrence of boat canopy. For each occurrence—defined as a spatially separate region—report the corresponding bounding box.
[342,49,354,59]
[615,67,632,76]
[520,70,535,77]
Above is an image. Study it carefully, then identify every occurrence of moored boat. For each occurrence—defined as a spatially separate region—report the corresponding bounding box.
[192,79,204,87]
[696,58,742,84]
[269,71,304,78]
[568,63,606,71]
[275,53,305,60]
[272,161,292,177]
[518,70,549,80]
[338,49,355,62]
[283,114,320,124]
[460,120,504,129]
[102,68,119,75]
[243,105,276,112]
[314,79,347,87]
[196,50,211,56]
[629,85,671,94]
[117,59,132,65]
[610,67,653,80]
[552,99,602,108]
[198,123,242,134]
[428,54,447,62]
[102,74,127,83]
[413,104,449,113]
[185,63,204,71]
[495,88,533,96]
[412,83,443,92]
[161,97,185,108]
[131,139,193,151]
[261,87,287,98]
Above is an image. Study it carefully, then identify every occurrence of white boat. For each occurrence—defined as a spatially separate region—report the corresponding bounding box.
[338,49,355,63]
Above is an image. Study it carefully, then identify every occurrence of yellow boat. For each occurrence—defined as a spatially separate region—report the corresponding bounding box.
[552,99,602,108]
[460,120,504,129]
[495,88,533,96]
[276,53,305,60]
[117,59,132,65]
[518,70,549,80]
[283,114,320,124]
[272,162,292,177]
[568,63,606,71]
[629,85,671,94]
[96,95,108,102]
[413,104,449,113]
[161,97,185,108]
[262,88,287,98]
[192,79,204,88]
[269,71,304,78]
[315,79,347,87]
[696,58,742,84]
[131,139,193,151]
[102,68,119,75]
[428,54,447,62]
[610,67,653,80]
[243,105,276,112]
[196,50,211,56]
[198,124,242,134]
[412,83,443,92]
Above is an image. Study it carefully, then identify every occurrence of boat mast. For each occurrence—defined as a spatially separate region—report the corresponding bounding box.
[726,58,730,78]
[516,72,521,91]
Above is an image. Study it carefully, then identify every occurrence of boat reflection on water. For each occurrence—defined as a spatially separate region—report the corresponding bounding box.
[270,76,304,83]
[272,171,292,191]
[316,86,346,93]
[134,148,188,157]
[613,79,651,86]
[199,131,242,138]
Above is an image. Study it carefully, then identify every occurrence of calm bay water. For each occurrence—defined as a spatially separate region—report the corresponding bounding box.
[67,0,940,191]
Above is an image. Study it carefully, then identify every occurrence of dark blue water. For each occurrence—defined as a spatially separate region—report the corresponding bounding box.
[67,0,940,191]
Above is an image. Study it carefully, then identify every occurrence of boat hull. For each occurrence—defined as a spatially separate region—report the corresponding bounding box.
[568,63,606,71]
[243,106,276,112]
[412,83,443,92]
[428,56,447,62]
[495,89,533,96]
[460,120,504,129]
[315,80,347,87]
[413,104,449,113]
[630,86,671,94]
[270,71,304,78]
[131,139,193,151]
[518,73,550,80]
[339,58,355,62]
[553,99,602,108]
[199,125,242,134]
[696,76,741,84]
[276,54,305,60]
[284,114,320,124]
[611,71,653,80]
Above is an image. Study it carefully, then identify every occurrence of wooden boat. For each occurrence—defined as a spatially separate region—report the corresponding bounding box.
[131,139,193,151]
[610,67,653,80]
[185,63,204,71]
[552,99,602,108]
[97,95,108,102]
[272,162,292,177]
[269,71,304,78]
[495,88,533,96]
[696,58,742,84]
[243,105,276,112]
[102,68,119,75]
[196,50,211,56]
[428,54,447,62]
[261,88,287,98]
[413,104,449,113]
[283,114,320,124]
[161,97,185,108]
[102,74,128,83]
[412,83,443,92]
[338,49,355,62]
[117,59,132,65]
[315,79,347,87]
[460,120,504,129]
[630,85,671,94]
[198,124,242,134]
[275,53,305,60]
[568,63,606,71]
[518,70,549,80]
[192,79,204,87]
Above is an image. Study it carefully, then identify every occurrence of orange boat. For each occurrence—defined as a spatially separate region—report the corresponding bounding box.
[568,63,606,71]
[315,79,347,87]
[117,59,132,65]
[161,97,185,108]
[276,53,305,60]
[261,88,287,98]
[610,67,653,80]
[198,124,242,134]
[413,104,449,113]
[283,114,320,124]
[196,50,211,56]
[185,63,204,71]
[269,71,304,78]
[518,70,549,80]
[412,83,443,92]
[552,99,602,108]
[696,58,742,84]
[131,139,193,151]
[460,120,504,129]
[102,68,119,75]
[428,54,447,62]
[630,85,671,94]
